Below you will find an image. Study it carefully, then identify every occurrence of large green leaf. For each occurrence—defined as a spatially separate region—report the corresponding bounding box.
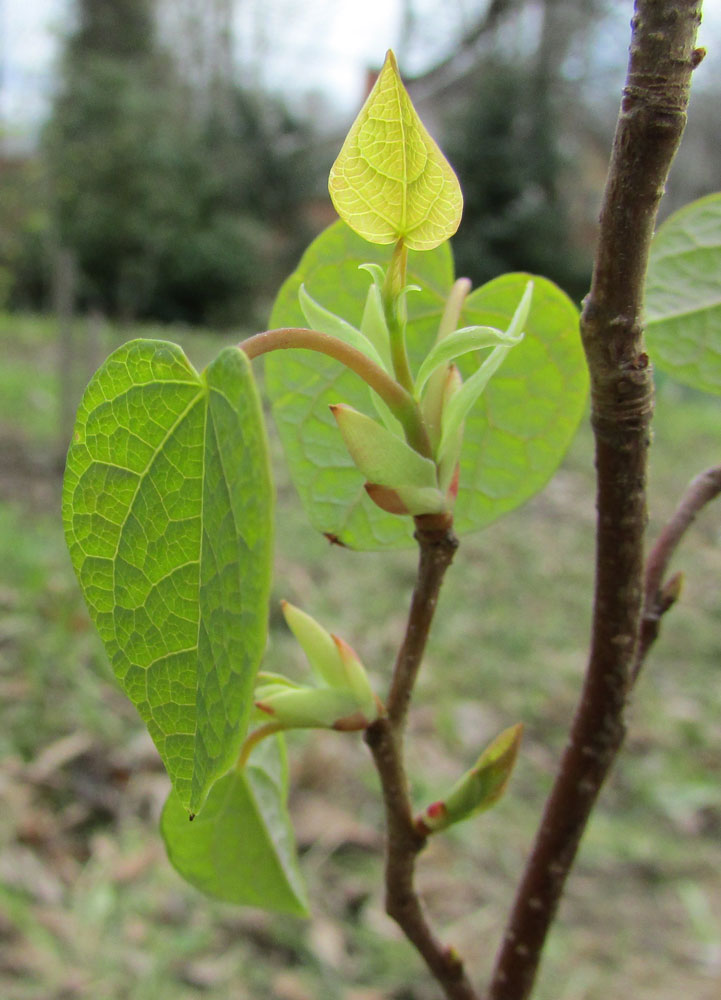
[161,735,309,916]
[62,340,274,815]
[268,223,587,548]
[328,50,462,251]
[267,220,452,550]
[646,192,721,395]
[455,275,587,535]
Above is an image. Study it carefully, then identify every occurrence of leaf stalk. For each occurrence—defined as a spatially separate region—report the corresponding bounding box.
[382,239,416,393]
[239,326,432,457]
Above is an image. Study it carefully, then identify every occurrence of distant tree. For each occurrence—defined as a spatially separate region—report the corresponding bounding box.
[44,0,317,327]
[442,55,590,300]
[0,155,49,311]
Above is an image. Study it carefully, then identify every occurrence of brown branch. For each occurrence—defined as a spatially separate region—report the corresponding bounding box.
[486,4,704,999]
[632,464,721,682]
[365,519,479,1000]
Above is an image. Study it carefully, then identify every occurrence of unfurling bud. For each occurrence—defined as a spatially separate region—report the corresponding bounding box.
[437,365,463,497]
[330,404,437,489]
[264,602,383,732]
[281,600,346,689]
[255,684,371,731]
[330,403,450,518]
[365,482,447,516]
[416,723,523,834]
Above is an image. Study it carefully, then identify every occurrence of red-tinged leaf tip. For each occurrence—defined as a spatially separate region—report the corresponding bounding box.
[332,710,371,732]
[447,463,460,503]
[255,701,275,716]
[365,482,411,515]
[331,633,361,664]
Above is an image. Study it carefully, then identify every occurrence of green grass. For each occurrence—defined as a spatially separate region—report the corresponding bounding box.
[1,314,720,1000]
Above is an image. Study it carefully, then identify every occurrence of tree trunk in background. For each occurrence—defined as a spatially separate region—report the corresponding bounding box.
[54,247,77,465]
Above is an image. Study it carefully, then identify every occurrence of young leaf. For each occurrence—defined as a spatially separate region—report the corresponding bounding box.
[256,684,372,730]
[436,365,463,493]
[328,50,462,251]
[281,601,347,689]
[452,274,588,537]
[439,344,516,460]
[417,723,523,834]
[269,225,587,547]
[62,340,274,816]
[299,284,388,372]
[645,192,721,396]
[332,634,380,721]
[366,483,447,516]
[330,404,438,489]
[359,268,394,372]
[415,324,518,398]
[161,736,309,916]
[267,220,453,550]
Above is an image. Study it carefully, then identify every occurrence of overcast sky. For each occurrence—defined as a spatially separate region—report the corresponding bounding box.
[0,0,405,133]
[2,0,719,138]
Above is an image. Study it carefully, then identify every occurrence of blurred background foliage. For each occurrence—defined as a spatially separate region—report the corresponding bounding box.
[2,0,718,327]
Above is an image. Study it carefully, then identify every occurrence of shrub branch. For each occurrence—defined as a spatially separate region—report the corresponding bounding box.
[486,4,704,999]
[632,464,721,681]
[365,520,478,1000]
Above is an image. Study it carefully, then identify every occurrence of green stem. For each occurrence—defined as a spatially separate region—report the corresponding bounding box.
[383,239,415,394]
[239,326,432,457]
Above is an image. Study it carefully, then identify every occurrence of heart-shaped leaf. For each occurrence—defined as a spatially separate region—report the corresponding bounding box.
[646,192,721,396]
[453,274,587,535]
[161,735,309,916]
[63,340,274,815]
[328,50,462,251]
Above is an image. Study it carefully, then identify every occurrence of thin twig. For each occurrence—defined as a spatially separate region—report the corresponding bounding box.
[486,4,703,999]
[632,464,721,683]
[365,519,478,1000]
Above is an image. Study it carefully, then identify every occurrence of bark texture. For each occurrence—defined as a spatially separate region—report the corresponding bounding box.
[486,4,704,998]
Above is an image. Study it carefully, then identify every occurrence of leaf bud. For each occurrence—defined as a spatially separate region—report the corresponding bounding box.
[416,723,523,834]
[281,600,347,689]
[365,482,447,516]
[332,634,380,722]
[330,404,438,491]
[255,685,373,731]
[274,602,384,731]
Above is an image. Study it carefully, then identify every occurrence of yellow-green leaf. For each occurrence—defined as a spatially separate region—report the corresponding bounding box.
[328,50,462,251]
